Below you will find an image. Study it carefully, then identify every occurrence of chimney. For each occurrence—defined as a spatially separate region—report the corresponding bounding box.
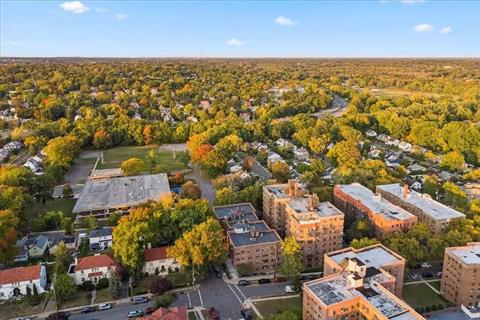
[307,194,319,211]
[249,226,261,240]
[402,184,410,199]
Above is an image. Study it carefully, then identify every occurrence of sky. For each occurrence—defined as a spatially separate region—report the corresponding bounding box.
[1,0,479,58]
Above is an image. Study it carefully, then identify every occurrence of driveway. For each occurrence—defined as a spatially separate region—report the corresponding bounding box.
[185,166,215,205]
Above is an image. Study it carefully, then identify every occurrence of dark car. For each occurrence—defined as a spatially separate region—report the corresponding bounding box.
[238,280,251,286]
[422,272,434,278]
[45,312,71,320]
[241,309,253,320]
[272,277,286,283]
[144,307,156,315]
[258,278,271,284]
[81,307,97,313]
[209,307,220,320]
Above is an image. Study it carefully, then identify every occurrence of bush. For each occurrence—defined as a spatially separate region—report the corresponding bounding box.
[97,278,109,289]
[149,277,172,296]
[431,304,437,311]
[155,292,177,308]
[79,280,95,291]
[425,306,431,313]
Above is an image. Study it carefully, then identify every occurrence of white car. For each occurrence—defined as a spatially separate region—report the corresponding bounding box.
[421,262,432,268]
[284,285,295,293]
[98,303,112,311]
[128,310,143,318]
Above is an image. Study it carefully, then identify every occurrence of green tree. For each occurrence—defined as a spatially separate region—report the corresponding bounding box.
[121,157,147,176]
[53,273,76,309]
[351,237,379,249]
[80,215,98,231]
[179,181,202,200]
[109,271,123,299]
[440,151,465,172]
[280,237,303,280]
[271,161,292,183]
[54,241,71,274]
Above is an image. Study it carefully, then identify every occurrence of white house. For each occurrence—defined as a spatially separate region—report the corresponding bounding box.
[88,228,112,251]
[267,152,284,165]
[143,247,180,276]
[398,141,413,153]
[294,147,310,161]
[69,254,119,285]
[366,130,377,138]
[275,138,293,149]
[0,265,47,300]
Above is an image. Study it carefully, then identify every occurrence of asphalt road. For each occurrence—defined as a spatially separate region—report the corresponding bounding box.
[68,274,288,320]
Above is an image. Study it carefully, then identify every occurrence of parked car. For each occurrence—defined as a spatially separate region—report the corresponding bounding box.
[128,310,144,318]
[284,285,295,293]
[421,262,432,268]
[436,271,442,277]
[98,303,112,311]
[144,307,156,315]
[132,296,149,304]
[258,278,271,284]
[411,273,421,280]
[241,309,253,320]
[81,307,97,314]
[208,307,220,320]
[46,312,71,320]
[238,280,251,286]
[272,277,286,283]
[422,272,434,278]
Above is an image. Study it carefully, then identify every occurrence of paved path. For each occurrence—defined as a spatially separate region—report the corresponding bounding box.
[185,165,215,205]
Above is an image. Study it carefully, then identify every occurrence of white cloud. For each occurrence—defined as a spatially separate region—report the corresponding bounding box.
[275,16,295,27]
[413,23,434,32]
[226,38,244,47]
[116,14,127,21]
[440,26,452,34]
[60,1,90,14]
[94,7,109,13]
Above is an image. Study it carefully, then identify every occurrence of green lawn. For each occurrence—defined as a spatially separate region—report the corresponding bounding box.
[95,288,114,303]
[428,280,441,291]
[0,296,46,319]
[95,145,188,173]
[254,296,302,318]
[403,282,448,309]
[132,277,151,296]
[60,291,91,310]
[166,271,191,288]
[32,198,76,219]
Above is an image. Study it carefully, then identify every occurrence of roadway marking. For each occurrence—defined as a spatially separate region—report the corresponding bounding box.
[187,291,192,307]
[198,289,204,306]
[227,284,244,304]
[233,284,247,300]
[422,279,441,294]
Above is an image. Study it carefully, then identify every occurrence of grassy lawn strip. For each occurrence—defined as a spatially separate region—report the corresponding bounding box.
[402,282,447,309]
[0,297,46,319]
[428,280,441,291]
[60,291,91,310]
[96,145,188,172]
[95,288,113,303]
[254,296,302,318]
[32,198,76,219]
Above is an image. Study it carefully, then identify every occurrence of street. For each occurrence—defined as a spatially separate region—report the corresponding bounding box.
[68,274,288,320]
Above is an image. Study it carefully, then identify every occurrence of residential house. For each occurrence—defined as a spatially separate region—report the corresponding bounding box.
[368,145,381,159]
[0,265,47,300]
[143,246,179,276]
[294,147,310,161]
[385,152,403,168]
[16,235,49,260]
[377,134,389,143]
[89,228,113,251]
[23,158,43,174]
[50,234,77,255]
[274,138,293,149]
[365,130,377,138]
[398,141,413,153]
[69,254,119,285]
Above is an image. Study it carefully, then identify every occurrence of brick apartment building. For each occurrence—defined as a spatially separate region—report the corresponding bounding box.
[285,195,344,269]
[324,244,406,296]
[376,183,465,234]
[213,203,282,275]
[333,183,418,237]
[303,246,423,320]
[441,242,480,308]
[263,180,308,237]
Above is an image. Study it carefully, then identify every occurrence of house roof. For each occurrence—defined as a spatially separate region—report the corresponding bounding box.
[89,228,112,238]
[0,265,42,285]
[76,254,117,271]
[141,306,188,320]
[144,247,170,262]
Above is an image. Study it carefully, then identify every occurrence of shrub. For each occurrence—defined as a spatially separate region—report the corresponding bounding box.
[96,278,109,289]
[149,277,172,296]
[79,280,95,291]
[156,292,177,308]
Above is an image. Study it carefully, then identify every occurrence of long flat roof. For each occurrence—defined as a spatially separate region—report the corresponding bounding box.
[228,221,281,247]
[448,243,480,265]
[377,183,465,221]
[328,245,403,269]
[288,199,343,218]
[213,203,258,221]
[73,173,170,213]
[337,183,415,222]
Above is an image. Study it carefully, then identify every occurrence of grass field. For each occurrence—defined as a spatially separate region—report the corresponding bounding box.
[403,282,448,309]
[429,280,441,291]
[0,297,46,319]
[32,198,76,219]
[95,145,188,173]
[254,296,302,318]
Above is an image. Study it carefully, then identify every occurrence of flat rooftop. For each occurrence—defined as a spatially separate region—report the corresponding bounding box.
[264,184,289,198]
[377,183,466,221]
[328,245,402,269]
[73,173,170,213]
[337,183,415,222]
[228,221,281,247]
[448,243,480,265]
[306,273,418,319]
[288,199,343,221]
[214,203,258,221]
